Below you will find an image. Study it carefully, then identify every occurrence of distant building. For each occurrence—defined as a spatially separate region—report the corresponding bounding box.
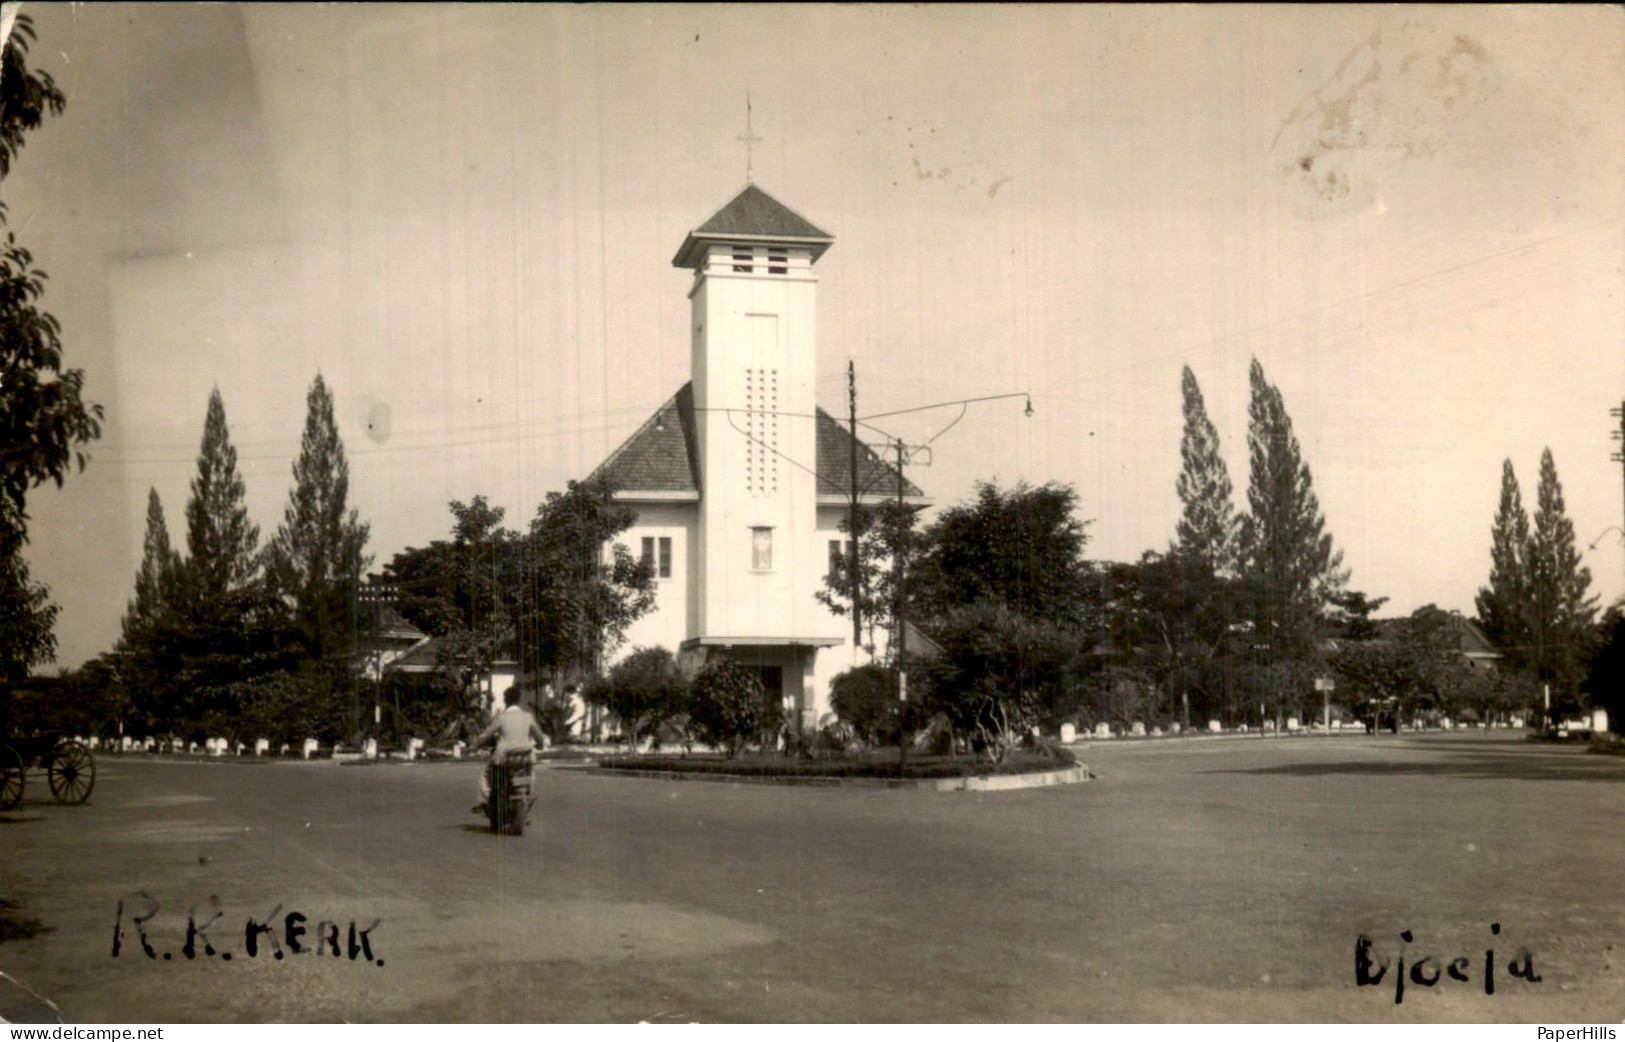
[355,602,428,681]
[585,184,925,728]
[386,635,521,719]
[1449,614,1504,671]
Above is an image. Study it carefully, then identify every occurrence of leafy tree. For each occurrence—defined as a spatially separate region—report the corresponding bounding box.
[264,374,370,659]
[375,497,517,710]
[829,663,902,745]
[1329,605,1532,729]
[1474,459,1534,668]
[1525,448,1596,713]
[1325,589,1389,642]
[687,659,768,757]
[378,496,517,639]
[1088,552,1247,728]
[912,480,1093,628]
[1237,359,1345,661]
[0,550,56,684]
[180,388,260,605]
[1173,365,1239,575]
[815,500,918,658]
[918,600,1083,759]
[516,478,656,697]
[583,646,688,749]
[120,488,181,647]
[0,15,102,681]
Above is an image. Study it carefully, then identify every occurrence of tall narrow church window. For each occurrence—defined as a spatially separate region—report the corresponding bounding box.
[751,527,773,572]
[641,536,673,578]
[828,539,854,579]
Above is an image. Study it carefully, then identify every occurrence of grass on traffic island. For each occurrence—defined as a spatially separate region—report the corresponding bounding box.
[597,744,1078,779]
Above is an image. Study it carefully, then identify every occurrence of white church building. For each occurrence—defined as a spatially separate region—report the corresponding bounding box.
[586,184,925,729]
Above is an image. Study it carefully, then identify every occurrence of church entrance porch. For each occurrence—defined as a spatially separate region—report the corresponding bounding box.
[678,636,842,734]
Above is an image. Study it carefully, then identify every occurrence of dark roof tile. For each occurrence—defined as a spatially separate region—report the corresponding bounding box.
[588,383,701,493]
[587,384,924,500]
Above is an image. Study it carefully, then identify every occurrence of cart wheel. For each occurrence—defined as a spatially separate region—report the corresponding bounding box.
[0,747,23,810]
[47,741,95,805]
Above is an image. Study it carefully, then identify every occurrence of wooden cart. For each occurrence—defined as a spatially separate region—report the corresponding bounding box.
[0,734,95,809]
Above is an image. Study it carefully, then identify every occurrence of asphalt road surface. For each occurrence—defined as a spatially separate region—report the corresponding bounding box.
[2,731,1622,1022]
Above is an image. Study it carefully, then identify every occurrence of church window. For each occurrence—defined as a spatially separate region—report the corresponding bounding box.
[751,527,773,572]
[768,250,788,275]
[641,536,673,579]
[828,539,854,579]
[732,247,753,273]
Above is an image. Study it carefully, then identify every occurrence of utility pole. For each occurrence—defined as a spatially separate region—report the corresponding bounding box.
[1612,401,1624,565]
[849,360,862,659]
[895,436,909,773]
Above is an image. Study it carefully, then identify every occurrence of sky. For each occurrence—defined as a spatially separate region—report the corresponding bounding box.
[9,3,1625,669]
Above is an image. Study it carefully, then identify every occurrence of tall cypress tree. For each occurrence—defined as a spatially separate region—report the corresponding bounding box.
[1473,459,1533,666]
[265,374,370,657]
[182,388,259,607]
[121,487,180,644]
[1237,359,1344,659]
[1527,447,1596,705]
[1173,364,1238,575]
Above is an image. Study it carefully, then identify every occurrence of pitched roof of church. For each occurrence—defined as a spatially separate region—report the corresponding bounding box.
[589,382,923,499]
[814,407,924,498]
[589,383,702,493]
[672,184,835,268]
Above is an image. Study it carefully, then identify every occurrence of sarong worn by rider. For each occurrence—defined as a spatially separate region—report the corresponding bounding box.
[472,686,546,810]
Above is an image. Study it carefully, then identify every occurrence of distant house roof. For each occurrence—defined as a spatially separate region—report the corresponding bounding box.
[902,620,943,662]
[1453,615,1503,662]
[372,604,426,642]
[672,184,835,268]
[387,636,519,674]
[589,382,923,501]
[389,637,442,672]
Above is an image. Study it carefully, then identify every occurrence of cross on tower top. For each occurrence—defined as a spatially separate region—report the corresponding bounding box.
[737,94,762,184]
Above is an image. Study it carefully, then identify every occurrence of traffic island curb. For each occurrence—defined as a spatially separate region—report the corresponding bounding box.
[589,762,1092,791]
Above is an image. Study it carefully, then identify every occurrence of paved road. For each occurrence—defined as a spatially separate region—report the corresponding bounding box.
[2,733,1622,1022]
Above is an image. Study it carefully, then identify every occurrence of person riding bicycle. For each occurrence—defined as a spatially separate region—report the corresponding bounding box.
[471,686,546,814]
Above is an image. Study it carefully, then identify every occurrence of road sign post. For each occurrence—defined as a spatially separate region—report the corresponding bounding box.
[1315,676,1336,730]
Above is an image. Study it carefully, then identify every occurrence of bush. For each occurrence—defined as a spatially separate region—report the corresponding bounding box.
[687,659,768,757]
[917,601,1080,762]
[829,664,900,745]
[583,646,688,748]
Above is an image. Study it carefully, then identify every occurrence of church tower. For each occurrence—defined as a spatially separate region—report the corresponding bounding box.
[594,183,921,729]
[672,185,835,646]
